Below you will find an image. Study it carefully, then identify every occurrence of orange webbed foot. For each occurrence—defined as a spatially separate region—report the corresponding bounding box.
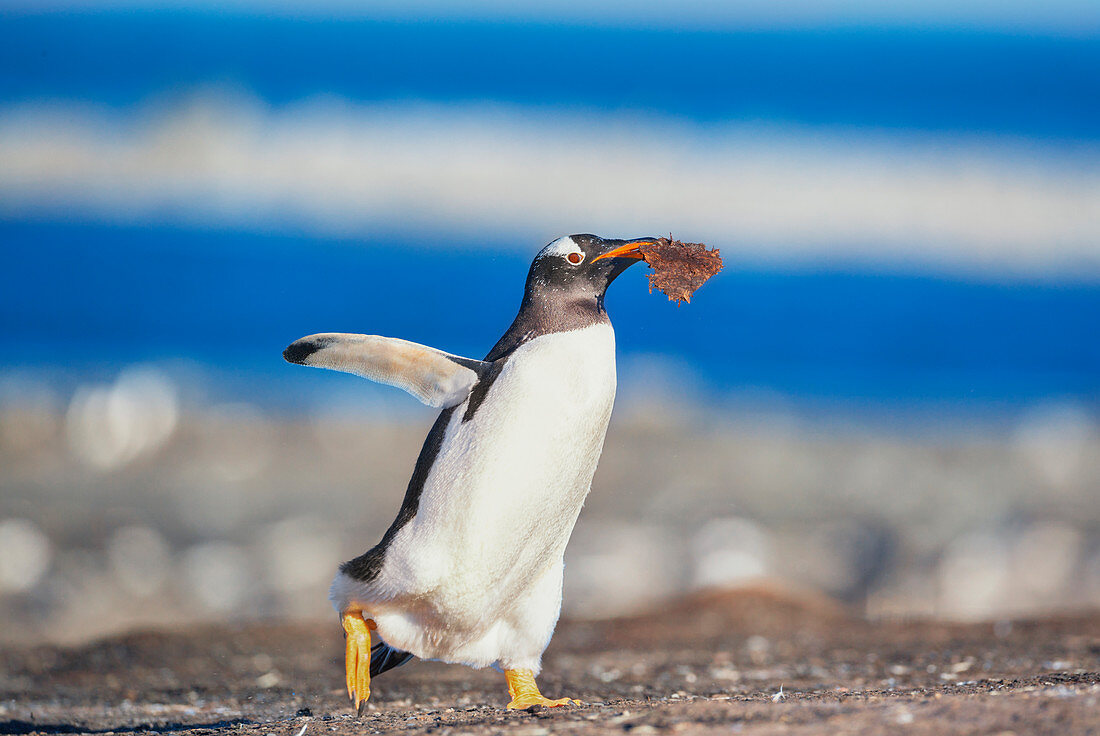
[341,610,376,714]
[504,668,582,710]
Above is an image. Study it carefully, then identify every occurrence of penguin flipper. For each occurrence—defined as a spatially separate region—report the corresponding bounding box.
[284,333,489,408]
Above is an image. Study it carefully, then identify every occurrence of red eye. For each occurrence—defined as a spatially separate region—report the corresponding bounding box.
[567,252,582,264]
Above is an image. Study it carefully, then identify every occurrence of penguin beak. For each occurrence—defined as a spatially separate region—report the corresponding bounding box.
[591,239,655,263]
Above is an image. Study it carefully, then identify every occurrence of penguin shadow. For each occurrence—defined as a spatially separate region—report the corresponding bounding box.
[0,718,253,735]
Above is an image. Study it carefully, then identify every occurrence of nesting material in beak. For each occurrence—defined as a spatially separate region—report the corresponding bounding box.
[638,237,723,303]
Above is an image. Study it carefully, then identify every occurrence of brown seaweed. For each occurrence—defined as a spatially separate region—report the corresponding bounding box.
[638,237,723,303]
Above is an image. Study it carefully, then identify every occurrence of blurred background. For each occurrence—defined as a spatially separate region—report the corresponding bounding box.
[1,1,1098,644]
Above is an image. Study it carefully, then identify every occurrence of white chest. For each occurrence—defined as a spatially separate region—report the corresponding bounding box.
[386,322,617,596]
[486,322,618,448]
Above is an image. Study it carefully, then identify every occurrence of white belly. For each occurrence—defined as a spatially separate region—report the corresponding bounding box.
[331,322,617,670]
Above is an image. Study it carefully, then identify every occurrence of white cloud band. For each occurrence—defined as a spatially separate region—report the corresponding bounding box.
[1,94,1097,276]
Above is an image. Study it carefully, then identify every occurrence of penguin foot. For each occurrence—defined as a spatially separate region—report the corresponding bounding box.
[504,668,581,710]
[342,610,376,713]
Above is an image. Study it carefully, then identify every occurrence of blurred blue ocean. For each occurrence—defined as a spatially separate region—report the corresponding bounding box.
[6,217,1099,416]
[1,7,1098,417]
[2,12,1097,138]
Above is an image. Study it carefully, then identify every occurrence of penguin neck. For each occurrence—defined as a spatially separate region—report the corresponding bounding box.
[484,288,608,361]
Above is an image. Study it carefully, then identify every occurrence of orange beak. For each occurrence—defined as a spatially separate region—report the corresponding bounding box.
[591,240,654,262]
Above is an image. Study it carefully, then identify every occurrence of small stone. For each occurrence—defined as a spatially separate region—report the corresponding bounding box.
[255,672,280,688]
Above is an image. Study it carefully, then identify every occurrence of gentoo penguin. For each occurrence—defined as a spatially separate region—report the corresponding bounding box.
[284,234,655,711]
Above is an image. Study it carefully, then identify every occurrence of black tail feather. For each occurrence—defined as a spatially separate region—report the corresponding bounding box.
[370,641,415,677]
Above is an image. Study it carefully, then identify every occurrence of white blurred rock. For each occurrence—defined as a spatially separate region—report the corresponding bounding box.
[563,521,677,618]
[65,367,179,469]
[691,516,770,588]
[1011,523,1083,607]
[0,518,52,593]
[1014,403,1096,491]
[937,529,1011,620]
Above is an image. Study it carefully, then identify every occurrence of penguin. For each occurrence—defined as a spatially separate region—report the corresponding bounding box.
[284,234,655,712]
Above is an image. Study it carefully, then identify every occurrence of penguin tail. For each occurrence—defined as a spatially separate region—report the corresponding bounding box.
[370,640,415,677]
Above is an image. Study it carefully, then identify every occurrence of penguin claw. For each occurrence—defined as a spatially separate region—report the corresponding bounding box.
[507,696,582,710]
[504,668,582,710]
[342,610,375,714]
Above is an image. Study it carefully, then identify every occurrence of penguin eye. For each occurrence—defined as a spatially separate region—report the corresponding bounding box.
[567,252,583,265]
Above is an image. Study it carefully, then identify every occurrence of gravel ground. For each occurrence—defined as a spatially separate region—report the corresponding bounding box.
[2,587,1099,735]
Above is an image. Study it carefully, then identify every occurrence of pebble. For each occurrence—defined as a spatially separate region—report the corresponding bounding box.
[255,672,280,689]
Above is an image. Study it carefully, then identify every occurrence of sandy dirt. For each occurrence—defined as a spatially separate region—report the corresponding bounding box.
[3,587,1099,735]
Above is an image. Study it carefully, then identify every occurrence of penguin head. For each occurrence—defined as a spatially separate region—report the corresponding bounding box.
[525,234,655,304]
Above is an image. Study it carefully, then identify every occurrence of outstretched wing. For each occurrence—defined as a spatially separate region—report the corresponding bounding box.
[283,333,489,409]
